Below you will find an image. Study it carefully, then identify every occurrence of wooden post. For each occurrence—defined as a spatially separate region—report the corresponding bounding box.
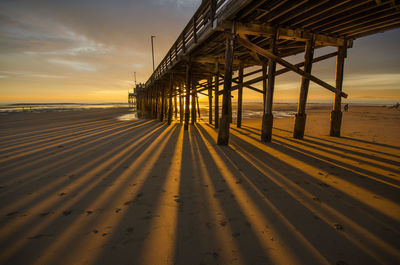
[217,30,234,145]
[330,45,346,137]
[154,85,159,119]
[160,86,165,122]
[184,62,191,130]
[179,84,184,123]
[150,86,154,118]
[145,91,148,118]
[294,37,315,139]
[168,74,173,125]
[164,91,168,120]
[174,87,178,119]
[147,89,150,118]
[208,77,213,124]
[148,89,152,119]
[214,62,219,128]
[228,95,232,123]
[262,61,267,112]
[237,63,244,128]
[191,80,197,124]
[197,94,201,119]
[261,35,276,142]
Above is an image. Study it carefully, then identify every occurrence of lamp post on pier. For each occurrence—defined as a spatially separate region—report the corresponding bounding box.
[151,36,155,72]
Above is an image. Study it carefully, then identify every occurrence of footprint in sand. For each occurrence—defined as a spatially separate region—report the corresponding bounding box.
[312,197,321,202]
[62,210,72,216]
[124,200,132,206]
[125,227,134,233]
[333,223,344,230]
[232,232,240,238]
[6,211,18,216]
[40,212,51,217]
[28,234,53,239]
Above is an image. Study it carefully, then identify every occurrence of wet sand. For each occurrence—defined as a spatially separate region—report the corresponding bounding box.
[0,106,399,265]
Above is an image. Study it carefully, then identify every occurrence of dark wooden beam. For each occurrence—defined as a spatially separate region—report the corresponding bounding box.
[237,35,348,98]
[179,85,184,123]
[208,77,213,124]
[237,63,244,128]
[184,62,191,130]
[191,79,197,124]
[168,74,173,125]
[294,37,315,139]
[229,51,338,92]
[330,45,347,137]
[217,30,234,145]
[261,34,277,142]
[160,85,165,122]
[174,86,178,119]
[214,62,219,129]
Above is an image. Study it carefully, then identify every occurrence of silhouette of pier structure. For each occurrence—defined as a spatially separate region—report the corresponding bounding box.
[134,0,400,145]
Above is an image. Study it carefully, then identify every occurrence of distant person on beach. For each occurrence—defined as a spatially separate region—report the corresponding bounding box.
[344,104,349,112]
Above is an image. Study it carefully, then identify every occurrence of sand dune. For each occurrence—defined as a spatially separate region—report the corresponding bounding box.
[0,106,399,265]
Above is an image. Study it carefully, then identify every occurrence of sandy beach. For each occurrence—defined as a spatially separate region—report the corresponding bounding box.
[0,106,399,265]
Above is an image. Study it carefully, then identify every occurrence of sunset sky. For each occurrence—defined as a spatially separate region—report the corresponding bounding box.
[0,0,399,104]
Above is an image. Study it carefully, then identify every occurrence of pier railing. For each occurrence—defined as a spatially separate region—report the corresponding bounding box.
[145,0,228,87]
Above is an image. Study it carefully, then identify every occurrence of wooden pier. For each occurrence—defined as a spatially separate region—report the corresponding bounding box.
[135,0,400,145]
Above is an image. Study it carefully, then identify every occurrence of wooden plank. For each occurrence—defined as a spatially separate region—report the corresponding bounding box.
[234,22,348,46]
[237,35,348,98]
[268,0,308,22]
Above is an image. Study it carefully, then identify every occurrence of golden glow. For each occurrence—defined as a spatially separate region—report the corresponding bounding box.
[137,125,183,264]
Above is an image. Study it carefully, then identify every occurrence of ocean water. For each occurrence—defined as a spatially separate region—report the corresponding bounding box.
[0,102,297,121]
[0,103,128,113]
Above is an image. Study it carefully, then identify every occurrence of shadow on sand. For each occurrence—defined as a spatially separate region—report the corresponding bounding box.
[0,116,399,265]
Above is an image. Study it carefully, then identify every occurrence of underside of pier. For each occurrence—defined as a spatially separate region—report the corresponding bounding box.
[135,0,400,145]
